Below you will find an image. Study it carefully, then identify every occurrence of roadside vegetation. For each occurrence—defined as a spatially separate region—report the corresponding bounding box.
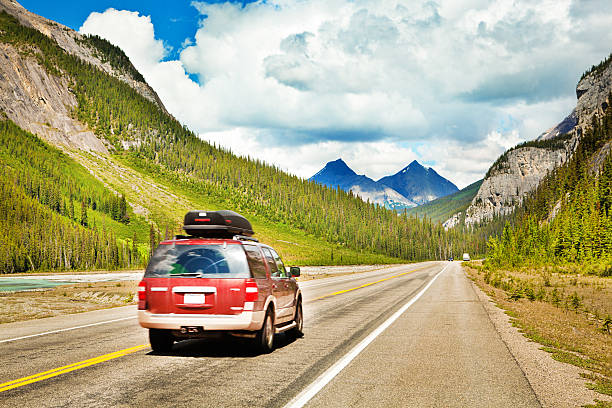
[487,102,612,268]
[472,88,612,406]
[465,261,612,405]
[0,118,150,273]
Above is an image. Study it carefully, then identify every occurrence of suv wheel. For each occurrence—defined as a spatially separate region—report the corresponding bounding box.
[256,309,275,353]
[291,300,304,338]
[149,329,174,353]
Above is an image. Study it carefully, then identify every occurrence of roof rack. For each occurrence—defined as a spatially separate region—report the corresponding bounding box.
[233,235,259,242]
[172,234,259,243]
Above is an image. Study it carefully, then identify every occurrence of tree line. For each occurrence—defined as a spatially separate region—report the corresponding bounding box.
[487,100,612,273]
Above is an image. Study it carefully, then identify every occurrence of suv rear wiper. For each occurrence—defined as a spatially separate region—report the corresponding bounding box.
[169,272,203,277]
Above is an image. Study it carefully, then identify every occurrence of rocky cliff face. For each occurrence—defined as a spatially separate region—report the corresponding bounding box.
[458,56,612,226]
[464,144,574,224]
[0,0,168,152]
[575,56,612,129]
[0,43,109,153]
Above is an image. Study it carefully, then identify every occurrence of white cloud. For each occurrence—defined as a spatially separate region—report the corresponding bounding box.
[79,0,612,188]
[200,128,419,181]
[80,9,167,69]
[418,130,525,188]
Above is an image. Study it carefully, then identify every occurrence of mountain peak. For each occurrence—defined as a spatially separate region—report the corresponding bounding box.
[378,161,459,205]
[310,158,356,181]
[323,158,355,175]
[409,159,422,167]
[401,160,426,174]
[309,158,416,209]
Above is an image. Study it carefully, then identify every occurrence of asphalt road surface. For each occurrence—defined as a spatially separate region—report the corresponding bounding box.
[0,262,541,407]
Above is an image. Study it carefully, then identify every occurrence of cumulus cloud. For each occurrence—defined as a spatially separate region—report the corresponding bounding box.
[200,128,420,181]
[80,9,167,69]
[79,0,612,188]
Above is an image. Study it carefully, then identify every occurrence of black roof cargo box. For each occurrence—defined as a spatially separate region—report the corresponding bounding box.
[183,210,254,238]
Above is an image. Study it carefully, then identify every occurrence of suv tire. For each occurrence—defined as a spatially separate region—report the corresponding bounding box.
[290,300,304,338]
[256,309,275,353]
[149,329,174,353]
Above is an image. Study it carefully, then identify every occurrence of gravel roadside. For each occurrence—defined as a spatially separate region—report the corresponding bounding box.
[467,269,610,407]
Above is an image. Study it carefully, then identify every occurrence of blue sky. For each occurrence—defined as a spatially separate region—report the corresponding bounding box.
[20,1,205,60]
[19,0,612,187]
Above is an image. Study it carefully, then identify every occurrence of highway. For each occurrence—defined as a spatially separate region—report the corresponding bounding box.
[0,262,540,407]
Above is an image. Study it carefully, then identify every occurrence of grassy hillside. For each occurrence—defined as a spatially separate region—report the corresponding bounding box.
[0,116,404,272]
[0,117,150,272]
[405,179,483,223]
[0,10,488,271]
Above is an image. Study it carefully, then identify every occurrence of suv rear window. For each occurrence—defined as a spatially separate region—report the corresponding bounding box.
[145,244,250,278]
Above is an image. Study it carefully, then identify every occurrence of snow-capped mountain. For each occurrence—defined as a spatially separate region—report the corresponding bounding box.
[377,160,459,205]
[309,159,417,209]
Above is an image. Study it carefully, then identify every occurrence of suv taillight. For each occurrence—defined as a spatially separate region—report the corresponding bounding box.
[245,278,258,302]
[138,281,147,310]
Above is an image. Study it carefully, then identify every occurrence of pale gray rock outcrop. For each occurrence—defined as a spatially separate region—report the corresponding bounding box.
[0,0,171,153]
[0,0,168,114]
[464,143,574,225]
[455,56,612,226]
[575,59,612,128]
[0,43,109,153]
[443,212,461,229]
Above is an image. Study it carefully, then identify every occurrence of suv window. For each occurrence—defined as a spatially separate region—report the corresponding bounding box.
[243,244,267,278]
[263,247,285,277]
[269,249,287,277]
[145,244,250,278]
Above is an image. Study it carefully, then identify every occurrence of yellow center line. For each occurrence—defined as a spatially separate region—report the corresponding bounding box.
[0,344,148,393]
[0,263,436,393]
[312,265,430,301]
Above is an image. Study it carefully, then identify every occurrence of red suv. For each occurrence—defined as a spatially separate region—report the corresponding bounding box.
[138,211,303,353]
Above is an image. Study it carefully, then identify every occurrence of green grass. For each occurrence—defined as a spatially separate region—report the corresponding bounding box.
[405,179,483,223]
[75,152,408,266]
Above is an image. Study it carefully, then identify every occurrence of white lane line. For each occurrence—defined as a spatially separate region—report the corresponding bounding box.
[284,263,450,408]
[0,316,136,344]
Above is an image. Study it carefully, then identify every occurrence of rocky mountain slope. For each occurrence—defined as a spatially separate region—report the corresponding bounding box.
[309,159,417,209]
[378,160,459,205]
[458,53,612,226]
[0,0,167,153]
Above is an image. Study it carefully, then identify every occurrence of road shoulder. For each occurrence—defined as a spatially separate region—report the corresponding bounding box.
[465,265,609,408]
[305,262,541,408]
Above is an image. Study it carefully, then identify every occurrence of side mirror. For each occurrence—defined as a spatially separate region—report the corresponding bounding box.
[290,266,301,277]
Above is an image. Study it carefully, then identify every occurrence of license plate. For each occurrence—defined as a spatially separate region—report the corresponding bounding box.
[184,293,205,304]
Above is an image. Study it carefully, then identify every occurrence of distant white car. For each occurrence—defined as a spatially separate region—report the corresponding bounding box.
[463,253,470,261]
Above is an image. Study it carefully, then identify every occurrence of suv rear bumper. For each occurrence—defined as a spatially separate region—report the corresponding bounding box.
[138,309,265,331]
